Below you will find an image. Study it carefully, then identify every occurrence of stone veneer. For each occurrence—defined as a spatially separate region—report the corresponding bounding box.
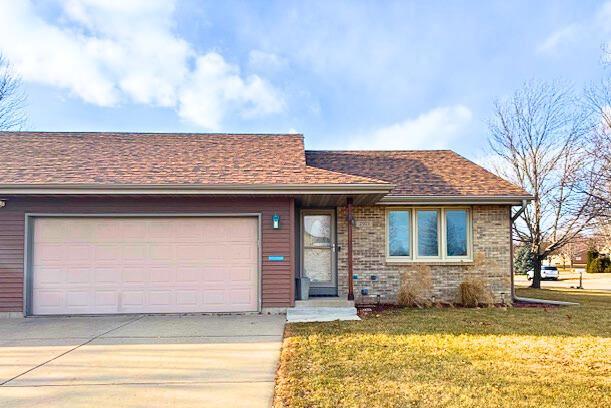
[336,205,512,304]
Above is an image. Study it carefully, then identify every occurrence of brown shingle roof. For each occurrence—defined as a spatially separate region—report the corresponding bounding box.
[0,132,385,186]
[0,132,531,198]
[305,150,531,198]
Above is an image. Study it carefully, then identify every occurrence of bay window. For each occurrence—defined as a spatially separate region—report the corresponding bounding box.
[386,208,472,261]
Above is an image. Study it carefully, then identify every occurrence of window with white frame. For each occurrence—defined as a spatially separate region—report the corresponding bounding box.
[386,208,472,261]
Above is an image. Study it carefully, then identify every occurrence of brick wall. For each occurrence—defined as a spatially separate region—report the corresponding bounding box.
[337,205,512,304]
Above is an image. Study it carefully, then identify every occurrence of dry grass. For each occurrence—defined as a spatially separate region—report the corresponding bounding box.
[397,266,433,307]
[274,288,611,408]
[459,277,493,307]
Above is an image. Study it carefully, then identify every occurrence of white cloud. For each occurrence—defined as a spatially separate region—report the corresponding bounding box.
[0,0,284,129]
[537,1,611,55]
[178,53,284,129]
[248,50,288,72]
[537,24,581,55]
[348,105,472,150]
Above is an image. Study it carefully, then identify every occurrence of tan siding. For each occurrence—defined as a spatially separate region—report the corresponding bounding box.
[0,196,295,312]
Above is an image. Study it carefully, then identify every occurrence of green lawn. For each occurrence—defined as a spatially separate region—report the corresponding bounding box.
[274,288,610,408]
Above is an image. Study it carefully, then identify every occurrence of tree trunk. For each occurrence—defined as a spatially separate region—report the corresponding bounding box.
[531,256,542,289]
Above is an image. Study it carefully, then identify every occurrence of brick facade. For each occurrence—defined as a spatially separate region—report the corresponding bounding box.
[337,205,512,304]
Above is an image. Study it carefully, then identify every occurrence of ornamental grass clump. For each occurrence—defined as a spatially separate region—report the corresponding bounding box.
[397,266,433,308]
[459,277,493,307]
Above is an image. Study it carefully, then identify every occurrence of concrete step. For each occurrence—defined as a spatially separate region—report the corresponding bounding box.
[294,297,355,308]
[286,307,360,323]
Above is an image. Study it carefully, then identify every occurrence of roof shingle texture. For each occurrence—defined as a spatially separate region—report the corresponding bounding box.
[0,132,383,185]
[305,150,531,197]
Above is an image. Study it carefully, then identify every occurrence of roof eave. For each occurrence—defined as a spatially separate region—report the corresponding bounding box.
[378,195,534,206]
[0,183,395,196]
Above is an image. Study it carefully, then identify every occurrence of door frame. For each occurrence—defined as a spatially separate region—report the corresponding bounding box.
[299,209,337,296]
[23,213,262,316]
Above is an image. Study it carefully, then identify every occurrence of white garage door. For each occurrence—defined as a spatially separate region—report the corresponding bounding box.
[30,217,259,315]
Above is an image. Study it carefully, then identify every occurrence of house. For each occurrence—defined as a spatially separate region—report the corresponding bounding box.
[0,132,532,317]
[546,236,611,270]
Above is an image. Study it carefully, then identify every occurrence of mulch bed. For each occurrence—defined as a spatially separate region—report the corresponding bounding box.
[356,303,404,317]
[355,301,546,316]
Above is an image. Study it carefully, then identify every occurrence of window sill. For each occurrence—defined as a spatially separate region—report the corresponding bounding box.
[385,258,474,266]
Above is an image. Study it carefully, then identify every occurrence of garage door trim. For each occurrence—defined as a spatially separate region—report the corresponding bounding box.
[23,213,262,316]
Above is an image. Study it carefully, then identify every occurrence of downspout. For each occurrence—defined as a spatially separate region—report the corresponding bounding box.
[510,199,528,302]
[346,197,355,301]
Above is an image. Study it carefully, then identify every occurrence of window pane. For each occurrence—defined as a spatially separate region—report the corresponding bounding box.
[304,248,332,282]
[304,215,331,247]
[446,210,468,256]
[417,210,439,257]
[388,211,410,256]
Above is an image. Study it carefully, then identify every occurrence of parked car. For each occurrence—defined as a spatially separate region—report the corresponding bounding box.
[527,266,559,281]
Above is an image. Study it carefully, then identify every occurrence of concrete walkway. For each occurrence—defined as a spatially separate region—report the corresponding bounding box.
[0,314,285,407]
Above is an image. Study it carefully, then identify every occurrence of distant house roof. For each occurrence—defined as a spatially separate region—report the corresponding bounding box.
[0,132,385,187]
[0,132,531,201]
[305,150,532,199]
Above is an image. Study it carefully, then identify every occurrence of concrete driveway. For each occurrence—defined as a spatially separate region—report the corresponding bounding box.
[0,314,285,407]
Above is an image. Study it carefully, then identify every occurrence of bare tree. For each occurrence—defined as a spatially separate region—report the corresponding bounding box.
[0,53,26,130]
[488,81,600,288]
[583,76,611,212]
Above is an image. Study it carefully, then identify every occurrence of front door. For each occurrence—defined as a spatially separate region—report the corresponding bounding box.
[302,210,336,296]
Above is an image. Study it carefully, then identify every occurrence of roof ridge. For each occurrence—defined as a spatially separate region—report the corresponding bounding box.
[306,149,454,153]
[0,131,304,138]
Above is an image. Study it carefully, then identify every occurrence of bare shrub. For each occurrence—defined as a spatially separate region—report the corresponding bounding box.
[397,265,433,307]
[459,277,493,307]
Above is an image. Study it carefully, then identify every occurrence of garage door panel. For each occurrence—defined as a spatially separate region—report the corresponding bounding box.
[93,222,122,242]
[150,267,173,283]
[66,267,92,284]
[94,291,119,307]
[122,266,149,283]
[94,267,122,284]
[148,220,175,240]
[149,291,172,306]
[35,243,65,262]
[122,220,149,238]
[176,291,198,305]
[122,244,148,262]
[94,244,123,262]
[33,266,64,285]
[149,244,175,262]
[66,291,90,307]
[203,290,226,305]
[230,266,256,282]
[31,217,258,315]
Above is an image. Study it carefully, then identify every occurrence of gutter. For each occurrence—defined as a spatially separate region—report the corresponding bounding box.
[0,183,395,196]
[379,195,534,206]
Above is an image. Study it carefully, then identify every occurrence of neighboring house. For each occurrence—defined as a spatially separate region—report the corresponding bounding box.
[0,132,532,317]
[547,237,611,270]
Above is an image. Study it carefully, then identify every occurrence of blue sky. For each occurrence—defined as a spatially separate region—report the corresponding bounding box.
[1,0,610,160]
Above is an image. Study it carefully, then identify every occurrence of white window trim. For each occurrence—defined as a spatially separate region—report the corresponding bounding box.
[385,209,412,261]
[385,207,473,263]
[414,208,442,260]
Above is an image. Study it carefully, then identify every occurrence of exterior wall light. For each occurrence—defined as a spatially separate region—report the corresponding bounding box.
[272,213,280,229]
[0,200,5,208]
